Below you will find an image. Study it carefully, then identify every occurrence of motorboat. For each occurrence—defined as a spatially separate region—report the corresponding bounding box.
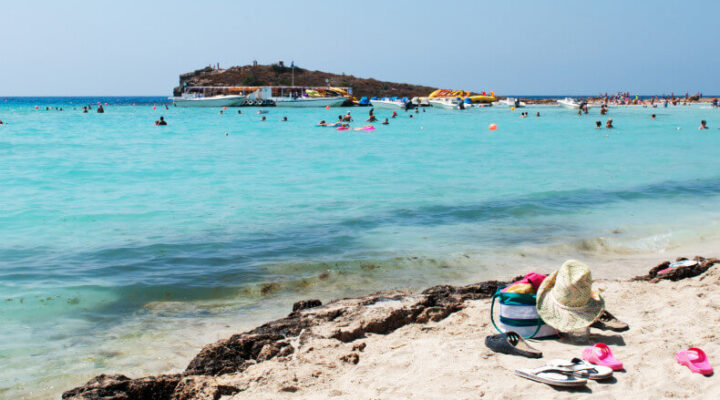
[272,96,347,107]
[428,97,465,109]
[556,97,590,110]
[171,93,246,107]
[370,97,409,109]
[498,97,526,107]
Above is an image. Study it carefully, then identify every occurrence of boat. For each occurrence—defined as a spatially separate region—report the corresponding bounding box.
[498,97,526,107]
[428,97,464,109]
[370,97,409,109]
[556,97,590,110]
[171,93,246,107]
[272,96,347,107]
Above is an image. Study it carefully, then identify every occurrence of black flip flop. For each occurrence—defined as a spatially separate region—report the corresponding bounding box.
[485,331,542,358]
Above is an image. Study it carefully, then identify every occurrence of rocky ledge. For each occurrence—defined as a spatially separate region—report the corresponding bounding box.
[62,278,515,400]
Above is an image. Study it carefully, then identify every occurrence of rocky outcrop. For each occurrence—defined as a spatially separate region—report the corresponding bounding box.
[174,63,439,99]
[632,256,718,282]
[63,277,515,400]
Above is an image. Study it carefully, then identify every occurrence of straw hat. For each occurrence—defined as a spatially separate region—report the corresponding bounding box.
[536,260,604,332]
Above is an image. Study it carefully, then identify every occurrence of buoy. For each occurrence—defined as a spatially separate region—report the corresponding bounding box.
[223,106,227,110]
[511,106,515,111]
[489,123,498,131]
[34,106,39,110]
[152,106,156,110]
[326,105,330,110]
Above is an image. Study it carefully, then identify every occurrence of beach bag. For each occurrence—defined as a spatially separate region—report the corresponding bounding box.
[490,288,559,339]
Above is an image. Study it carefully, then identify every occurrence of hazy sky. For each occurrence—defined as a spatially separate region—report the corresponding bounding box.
[1,0,718,96]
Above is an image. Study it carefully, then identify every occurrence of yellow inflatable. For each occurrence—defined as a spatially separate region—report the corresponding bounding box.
[428,89,495,102]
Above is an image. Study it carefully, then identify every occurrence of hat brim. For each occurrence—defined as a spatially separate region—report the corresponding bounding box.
[536,270,605,332]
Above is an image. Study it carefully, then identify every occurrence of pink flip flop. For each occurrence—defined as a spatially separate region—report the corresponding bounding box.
[676,348,713,376]
[582,343,623,371]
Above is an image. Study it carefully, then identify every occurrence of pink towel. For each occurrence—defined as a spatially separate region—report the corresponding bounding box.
[501,272,547,293]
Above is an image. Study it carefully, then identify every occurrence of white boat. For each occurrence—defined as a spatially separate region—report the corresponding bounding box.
[556,97,590,109]
[498,97,526,107]
[171,93,246,107]
[428,98,465,109]
[370,98,408,109]
[272,96,347,107]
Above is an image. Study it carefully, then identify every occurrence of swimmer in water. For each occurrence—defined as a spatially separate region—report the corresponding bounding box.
[699,120,709,130]
[238,110,242,114]
[409,114,414,118]
[282,116,287,121]
[382,118,389,125]
[392,111,398,118]
[536,112,540,117]
[367,115,377,122]
[606,118,613,129]
[651,114,656,120]
[97,105,104,113]
[157,116,167,126]
[317,120,327,126]
[219,110,223,114]
[261,116,266,121]
[596,121,602,129]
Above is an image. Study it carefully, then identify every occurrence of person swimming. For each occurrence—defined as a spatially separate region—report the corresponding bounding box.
[392,111,398,118]
[596,121,602,129]
[261,116,267,121]
[282,116,288,121]
[367,115,377,122]
[97,105,104,113]
[536,112,540,117]
[699,120,709,130]
[606,118,613,128]
[342,112,353,122]
[237,110,242,114]
[382,118,389,125]
[156,116,167,126]
[651,114,656,120]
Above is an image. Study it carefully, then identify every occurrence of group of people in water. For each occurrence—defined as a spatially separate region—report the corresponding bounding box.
[317,107,427,129]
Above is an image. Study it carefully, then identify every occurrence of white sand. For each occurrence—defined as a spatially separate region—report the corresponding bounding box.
[220,265,719,399]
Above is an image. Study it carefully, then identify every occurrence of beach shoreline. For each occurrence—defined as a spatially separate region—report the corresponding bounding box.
[62,253,719,399]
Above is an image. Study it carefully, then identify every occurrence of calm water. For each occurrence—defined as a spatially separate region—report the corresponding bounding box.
[2,97,720,398]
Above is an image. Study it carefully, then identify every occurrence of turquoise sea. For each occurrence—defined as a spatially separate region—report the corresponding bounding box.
[2,97,720,398]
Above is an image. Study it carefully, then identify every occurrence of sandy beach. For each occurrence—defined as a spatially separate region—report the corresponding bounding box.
[63,255,719,400]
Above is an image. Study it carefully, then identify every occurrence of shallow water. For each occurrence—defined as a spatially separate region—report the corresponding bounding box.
[1,97,720,398]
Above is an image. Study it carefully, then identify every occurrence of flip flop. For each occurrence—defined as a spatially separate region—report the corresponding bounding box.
[515,365,588,387]
[676,348,713,376]
[582,343,623,371]
[485,331,542,358]
[549,358,613,380]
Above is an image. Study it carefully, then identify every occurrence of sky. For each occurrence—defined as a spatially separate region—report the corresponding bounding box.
[1,0,718,96]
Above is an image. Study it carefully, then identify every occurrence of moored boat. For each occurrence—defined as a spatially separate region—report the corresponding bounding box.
[498,97,527,107]
[556,97,590,110]
[171,93,246,107]
[272,96,347,107]
[370,97,410,109]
